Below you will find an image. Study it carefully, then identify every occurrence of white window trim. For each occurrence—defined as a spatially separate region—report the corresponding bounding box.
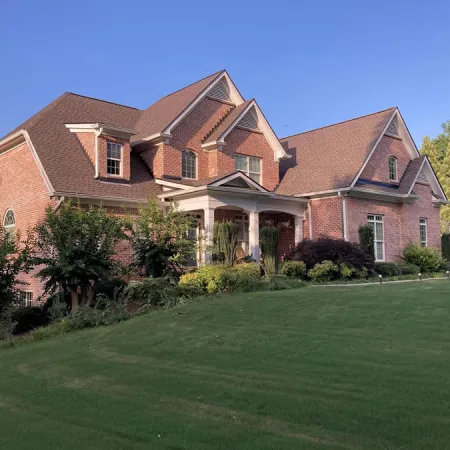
[106,142,123,177]
[388,156,398,182]
[181,149,198,180]
[419,218,427,247]
[234,154,262,185]
[368,214,385,262]
[19,290,33,306]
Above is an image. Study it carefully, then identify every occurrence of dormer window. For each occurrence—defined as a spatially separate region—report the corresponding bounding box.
[182,149,197,179]
[388,156,397,182]
[106,142,122,176]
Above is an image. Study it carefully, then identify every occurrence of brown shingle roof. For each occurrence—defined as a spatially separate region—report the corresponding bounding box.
[7,93,161,201]
[276,107,396,195]
[132,70,224,143]
[202,100,252,144]
[398,156,426,194]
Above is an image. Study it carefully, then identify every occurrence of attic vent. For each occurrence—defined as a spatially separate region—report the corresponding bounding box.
[417,168,427,183]
[237,108,259,131]
[207,79,232,102]
[385,115,399,137]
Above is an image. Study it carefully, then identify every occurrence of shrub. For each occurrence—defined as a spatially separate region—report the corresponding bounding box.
[260,226,280,279]
[397,263,420,275]
[179,263,261,294]
[280,261,307,279]
[93,278,127,300]
[308,260,340,282]
[212,221,238,266]
[10,306,50,335]
[339,263,356,279]
[287,238,374,273]
[358,225,375,260]
[375,262,402,277]
[402,243,442,272]
[355,267,368,279]
[125,276,201,309]
[442,233,450,260]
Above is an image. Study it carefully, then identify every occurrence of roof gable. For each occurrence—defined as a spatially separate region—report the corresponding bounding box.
[277,107,395,196]
[132,71,244,143]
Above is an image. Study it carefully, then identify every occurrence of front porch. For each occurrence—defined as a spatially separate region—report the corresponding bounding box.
[157,175,307,264]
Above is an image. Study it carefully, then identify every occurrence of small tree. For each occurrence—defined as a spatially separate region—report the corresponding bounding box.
[442,233,450,261]
[33,201,131,311]
[0,227,33,315]
[132,200,196,278]
[260,226,280,279]
[212,221,238,266]
[358,225,375,261]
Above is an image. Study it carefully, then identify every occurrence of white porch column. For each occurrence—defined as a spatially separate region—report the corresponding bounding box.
[249,210,260,263]
[203,207,215,264]
[294,216,304,245]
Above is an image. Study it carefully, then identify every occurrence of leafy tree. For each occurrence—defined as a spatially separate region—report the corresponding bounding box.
[33,201,131,311]
[0,227,33,315]
[132,200,196,278]
[421,122,450,231]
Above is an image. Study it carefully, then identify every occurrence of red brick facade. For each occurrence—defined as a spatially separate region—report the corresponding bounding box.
[0,142,56,298]
[136,98,279,190]
[98,135,131,180]
[305,197,344,240]
[360,135,411,183]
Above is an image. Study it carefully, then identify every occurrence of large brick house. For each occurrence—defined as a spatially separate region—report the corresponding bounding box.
[1,70,447,300]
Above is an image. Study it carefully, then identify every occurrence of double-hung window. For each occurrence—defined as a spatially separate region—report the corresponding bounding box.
[419,218,427,247]
[106,142,122,176]
[234,155,261,184]
[388,156,397,182]
[182,150,197,179]
[367,214,385,261]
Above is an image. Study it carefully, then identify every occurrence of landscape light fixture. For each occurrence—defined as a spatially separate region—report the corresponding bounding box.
[379,274,382,284]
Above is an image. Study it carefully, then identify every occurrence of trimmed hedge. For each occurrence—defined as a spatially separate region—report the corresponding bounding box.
[375,262,420,277]
[280,261,307,279]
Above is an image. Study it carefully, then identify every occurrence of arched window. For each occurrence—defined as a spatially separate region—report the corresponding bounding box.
[388,156,397,181]
[3,209,16,240]
[182,150,197,179]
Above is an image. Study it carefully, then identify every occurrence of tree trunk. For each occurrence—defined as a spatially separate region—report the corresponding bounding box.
[70,288,79,312]
[86,284,95,307]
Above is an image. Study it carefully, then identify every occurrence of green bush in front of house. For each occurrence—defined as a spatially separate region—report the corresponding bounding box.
[280,261,307,279]
[402,243,442,273]
[308,260,340,282]
[179,263,262,294]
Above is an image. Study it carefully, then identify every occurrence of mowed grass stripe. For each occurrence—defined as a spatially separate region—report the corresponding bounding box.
[1,281,450,448]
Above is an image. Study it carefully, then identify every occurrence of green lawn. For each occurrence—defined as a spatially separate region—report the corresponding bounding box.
[2,281,450,449]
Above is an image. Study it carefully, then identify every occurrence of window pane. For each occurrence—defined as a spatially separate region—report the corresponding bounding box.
[182,150,196,178]
[235,155,248,171]
[249,173,261,184]
[249,157,260,173]
[375,222,384,241]
[376,242,384,260]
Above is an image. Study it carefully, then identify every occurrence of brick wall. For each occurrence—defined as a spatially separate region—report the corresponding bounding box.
[97,135,131,180]
[136,97,280,191]
[346,182,441,261]
[220,128,279,191]
[0,142,56,300]
[75,132,95,165]
[360,135,411,183]
[306,196,343,240]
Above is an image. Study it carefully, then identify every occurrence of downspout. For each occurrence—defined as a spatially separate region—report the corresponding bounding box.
[339,192,348,241]
[308,200,313,239]
[94,128,103,179]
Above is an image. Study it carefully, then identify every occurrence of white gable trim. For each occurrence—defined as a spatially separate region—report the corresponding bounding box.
[350,108,421,188]
[210,171,268,191]
[415,158,447,200]
[0,130,54,194]
[162,72,245,136]
[350,109,397,187]
[406,158,427,196]
[202,100,288,161]
[154,179,194,191]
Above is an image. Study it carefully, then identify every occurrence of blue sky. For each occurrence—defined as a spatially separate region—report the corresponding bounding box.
[1,0,449,145]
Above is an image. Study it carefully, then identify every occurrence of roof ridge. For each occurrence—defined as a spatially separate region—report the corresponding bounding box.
[162,70,224,100]
[280,106,397,140]
[65,92,141,110]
